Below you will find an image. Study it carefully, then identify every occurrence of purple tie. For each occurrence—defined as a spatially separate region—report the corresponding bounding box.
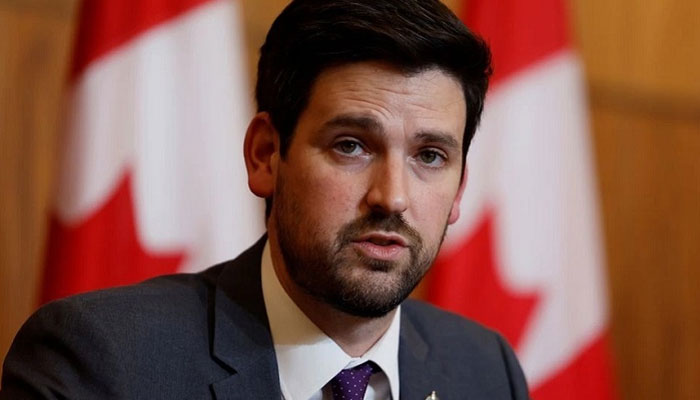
[330,361,377,400]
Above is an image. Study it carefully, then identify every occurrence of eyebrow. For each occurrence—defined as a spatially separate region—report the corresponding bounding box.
[321,114,385,135]
[414,131,461,152]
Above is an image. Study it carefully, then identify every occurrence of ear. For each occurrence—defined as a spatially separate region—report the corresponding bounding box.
[244,112,279,198]
[447,165,468,225]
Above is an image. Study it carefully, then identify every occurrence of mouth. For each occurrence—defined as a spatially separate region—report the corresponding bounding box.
[354,232,408,246]
[350,232,408,261]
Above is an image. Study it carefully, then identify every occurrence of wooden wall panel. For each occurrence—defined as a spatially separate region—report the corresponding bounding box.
[591,105,700,400]
[0,0,78,371]
[572,0,700,398]
[572,0,700,101]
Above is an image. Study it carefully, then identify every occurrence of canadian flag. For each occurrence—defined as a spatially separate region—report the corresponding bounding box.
[41,0,264,303]
[427,0,618,399]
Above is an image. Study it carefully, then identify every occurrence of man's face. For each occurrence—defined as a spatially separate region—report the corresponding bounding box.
[269,62,466,318]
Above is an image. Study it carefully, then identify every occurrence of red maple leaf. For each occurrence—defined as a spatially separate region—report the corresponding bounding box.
[41,172,185,303]
[427,210,540,349]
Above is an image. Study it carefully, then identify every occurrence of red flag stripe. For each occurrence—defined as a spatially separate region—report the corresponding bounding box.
[464,0,570,86]
[70,0,215,79]
[42,173,184,302]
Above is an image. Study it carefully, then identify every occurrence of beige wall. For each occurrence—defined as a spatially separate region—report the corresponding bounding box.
[1,1,699,398]
[0,0,78,379]
[573,1,700,398]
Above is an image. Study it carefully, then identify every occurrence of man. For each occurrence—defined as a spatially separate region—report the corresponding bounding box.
[1,0,529,399]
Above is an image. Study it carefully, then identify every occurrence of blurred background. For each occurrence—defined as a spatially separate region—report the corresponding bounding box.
[1,0,698,398]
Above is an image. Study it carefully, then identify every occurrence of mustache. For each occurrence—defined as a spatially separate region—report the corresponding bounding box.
[336,212,422,247]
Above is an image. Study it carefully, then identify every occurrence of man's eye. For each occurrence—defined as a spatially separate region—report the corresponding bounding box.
[334,140,363,155]
[417,150,446,167]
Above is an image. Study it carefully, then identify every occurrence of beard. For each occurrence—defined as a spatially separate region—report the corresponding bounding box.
[274,181,448,318]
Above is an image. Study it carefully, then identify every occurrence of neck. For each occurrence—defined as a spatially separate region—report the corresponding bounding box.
[268,231,396,357]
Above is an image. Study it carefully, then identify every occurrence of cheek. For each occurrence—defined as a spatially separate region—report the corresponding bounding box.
[291,168,362,230]
[410,188,456,235]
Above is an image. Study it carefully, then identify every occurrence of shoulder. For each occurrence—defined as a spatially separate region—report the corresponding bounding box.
[27,261,233,347]
[402,298,498,346]
[401,299,530,399]
[0,263,231,399]
[36,262,226,333]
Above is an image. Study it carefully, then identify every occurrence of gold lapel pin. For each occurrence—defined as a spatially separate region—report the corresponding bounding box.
[425,391,439,400]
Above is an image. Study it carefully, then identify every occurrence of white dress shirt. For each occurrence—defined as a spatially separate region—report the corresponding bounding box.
[261,241,401,400]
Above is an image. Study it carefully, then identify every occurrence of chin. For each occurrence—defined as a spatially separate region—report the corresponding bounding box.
[321,268,422,319]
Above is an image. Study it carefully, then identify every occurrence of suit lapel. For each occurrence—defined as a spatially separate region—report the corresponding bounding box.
[209,237,282,400]
[399,310,449,400]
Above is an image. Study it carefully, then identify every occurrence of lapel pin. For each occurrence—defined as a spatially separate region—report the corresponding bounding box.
[425,391,439,400]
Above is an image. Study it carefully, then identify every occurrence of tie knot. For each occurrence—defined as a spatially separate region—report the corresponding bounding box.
[330,361,378,400]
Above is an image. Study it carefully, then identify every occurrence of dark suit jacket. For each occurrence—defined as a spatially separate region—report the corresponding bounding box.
[1,238,529,399]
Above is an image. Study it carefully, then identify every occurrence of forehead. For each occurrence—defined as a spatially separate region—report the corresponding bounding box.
[300,62,467,141]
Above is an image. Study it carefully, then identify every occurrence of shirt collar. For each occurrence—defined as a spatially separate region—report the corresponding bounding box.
[261,240,401,400]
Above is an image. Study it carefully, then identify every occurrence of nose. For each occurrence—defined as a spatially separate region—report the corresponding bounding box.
[365,154,409,215]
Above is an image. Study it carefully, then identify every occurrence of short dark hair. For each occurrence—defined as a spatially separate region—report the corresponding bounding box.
[256,0,492,166]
